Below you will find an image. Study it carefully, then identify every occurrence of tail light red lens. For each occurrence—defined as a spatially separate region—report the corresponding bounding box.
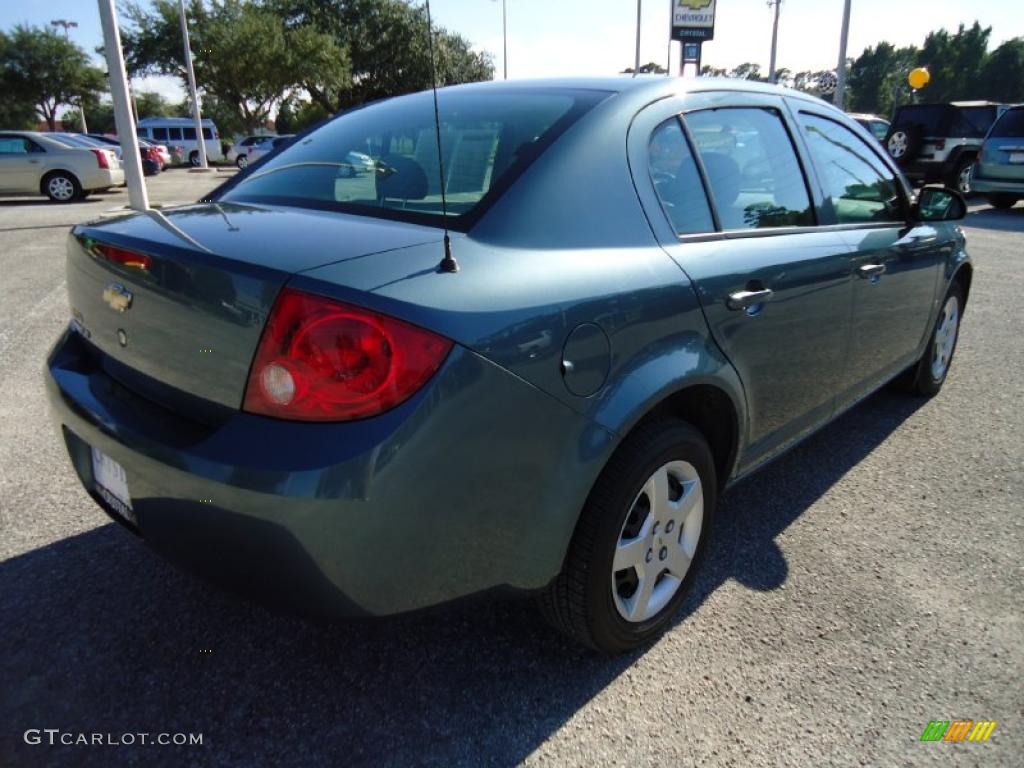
[92,242,152,271]
[91,149,110,169]
[243,288,453,422]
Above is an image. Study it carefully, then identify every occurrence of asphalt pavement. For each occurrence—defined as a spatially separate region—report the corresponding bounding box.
[1,176,1022,767]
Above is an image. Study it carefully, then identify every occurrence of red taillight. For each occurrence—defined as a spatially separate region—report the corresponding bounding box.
[243,288,452,422]
[93,243,152,271]
[91,149,109,169]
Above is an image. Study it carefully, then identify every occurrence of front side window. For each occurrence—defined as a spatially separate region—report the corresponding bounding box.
[201,127,213,140]
[799,113,903,224]
[220,88,607,227]
[684,107,814,230]
[152,127,168,141]
[648,118,714,235]
[950,107,997,138]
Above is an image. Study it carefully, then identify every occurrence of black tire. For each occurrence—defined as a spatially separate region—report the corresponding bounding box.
[903,281,965,397]
[42,171,82,203]
[988,194,1018,210]
[538,419,717,654]
[949,156,976,197]
[189,150,200,167]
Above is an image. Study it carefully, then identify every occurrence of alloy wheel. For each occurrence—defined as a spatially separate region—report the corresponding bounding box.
[931,295,960,381]
[48,176,75,202]
[612,460,703,623]
[957,163,973,195]
[888,131,908,159]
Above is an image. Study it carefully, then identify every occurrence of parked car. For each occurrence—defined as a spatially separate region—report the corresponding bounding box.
[971,104,1024,209]
[228,134,276,168]
[849,113,889,142]
[85,133,163,174]
[243,134,295,165]
[45,78,971,653]
[883,101,1008,194]
[135,117,224,166]
[0,130,124,201]
[139,138,172,170]
[53,132,124,163]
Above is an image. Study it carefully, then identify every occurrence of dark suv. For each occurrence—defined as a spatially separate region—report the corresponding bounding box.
[884,101,1007,194]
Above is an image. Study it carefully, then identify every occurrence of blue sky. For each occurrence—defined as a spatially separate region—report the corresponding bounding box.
[12,0,1024,101]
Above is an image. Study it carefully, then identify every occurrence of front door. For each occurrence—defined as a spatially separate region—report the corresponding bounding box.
[793,111,943,402]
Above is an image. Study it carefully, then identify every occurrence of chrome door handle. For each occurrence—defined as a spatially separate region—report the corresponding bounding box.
[858,263,887,279]
[28,159,40,164]
[727,288,774,310]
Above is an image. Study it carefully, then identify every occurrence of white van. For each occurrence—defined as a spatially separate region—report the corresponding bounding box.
[136,117,224,166]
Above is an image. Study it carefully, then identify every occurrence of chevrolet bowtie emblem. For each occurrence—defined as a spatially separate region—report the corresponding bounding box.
[102,283,133,312]
[679,0,713,9]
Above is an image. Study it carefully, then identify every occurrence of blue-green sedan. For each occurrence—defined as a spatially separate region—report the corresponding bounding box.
[46,78,971,653]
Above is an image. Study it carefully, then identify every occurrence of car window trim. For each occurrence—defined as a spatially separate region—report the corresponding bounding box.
[795,108,912,223]
[677,103,820,235]
[645,116,720,235]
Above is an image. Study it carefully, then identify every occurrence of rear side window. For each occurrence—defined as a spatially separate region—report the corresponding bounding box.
[221,88,607,227]
[0,137,30,154]
[648,119,714,235]
[152,127,168,141]
[684,107,814,230]
[892,105,949,135]
[799,113,903,224]
[990,108,1024,137]
[950,107,997,138]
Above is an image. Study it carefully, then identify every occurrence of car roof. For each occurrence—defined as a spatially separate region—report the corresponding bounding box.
[847,113,887,121]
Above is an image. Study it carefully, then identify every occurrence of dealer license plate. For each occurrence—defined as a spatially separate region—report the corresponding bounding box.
[91,446,135,524]
[1009,152,1024,164]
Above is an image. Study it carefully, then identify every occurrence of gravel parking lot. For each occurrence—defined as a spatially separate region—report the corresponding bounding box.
[1,174,1022,767]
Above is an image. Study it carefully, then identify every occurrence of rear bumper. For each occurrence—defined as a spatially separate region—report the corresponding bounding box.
[81,168,125,190]
[45,327,615,617]
[969,172,1024,195]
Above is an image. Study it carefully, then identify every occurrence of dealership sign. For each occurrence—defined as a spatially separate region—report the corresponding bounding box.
[672,0,716,42]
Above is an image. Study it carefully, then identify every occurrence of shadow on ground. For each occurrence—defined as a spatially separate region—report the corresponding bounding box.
[963,205,1024,232]
[1,389,924,768]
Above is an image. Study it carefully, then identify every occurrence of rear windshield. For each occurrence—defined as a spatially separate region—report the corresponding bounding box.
[990,108,1024,138]
[219,88,607,228]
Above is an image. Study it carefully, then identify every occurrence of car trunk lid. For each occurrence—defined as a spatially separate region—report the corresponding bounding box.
[67,203,440,412]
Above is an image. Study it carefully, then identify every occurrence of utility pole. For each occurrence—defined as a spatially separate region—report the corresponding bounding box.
[97,0,148,211]
[492,0,508,79]
[834,0,852,109]
[767,0,782,83]
[178,0,209,169]
[634,0,642,75]
[51,19,88,132]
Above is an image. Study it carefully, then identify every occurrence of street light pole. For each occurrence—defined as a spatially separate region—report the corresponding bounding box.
[767,0,782,83]
[50,19,88,132]
[491,0,508,79]
[834,0,852,109]
[96,0,148,211]
[178,0,209,169]
[634,0,642,75]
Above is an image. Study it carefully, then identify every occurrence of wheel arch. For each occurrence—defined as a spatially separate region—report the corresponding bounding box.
[39,168,80,196]
[951,261,973,307]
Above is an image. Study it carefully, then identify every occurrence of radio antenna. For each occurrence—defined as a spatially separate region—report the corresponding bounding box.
[425,0,458,273]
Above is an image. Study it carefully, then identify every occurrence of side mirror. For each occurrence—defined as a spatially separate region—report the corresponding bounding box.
[914,185,967,222]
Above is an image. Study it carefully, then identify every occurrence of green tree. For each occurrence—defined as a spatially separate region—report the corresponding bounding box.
[728,62,763,81]
[848,42,919,116]
[622,62,668,75]
[2,25,105,130]
[272,0,494,112]
[916,22,991,102]
[134,90,175,119]
[121,0,349,132]
[977,37,1024,103]
[274,97,297,133]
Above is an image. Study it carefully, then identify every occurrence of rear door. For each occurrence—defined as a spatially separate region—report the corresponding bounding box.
[631,93,855,471]
[793,109,943,403]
